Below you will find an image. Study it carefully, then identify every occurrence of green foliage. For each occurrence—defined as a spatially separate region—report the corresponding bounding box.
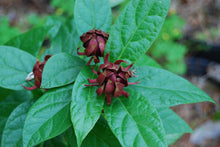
[0,0,215,147]
[5,26,50,57]
[0,17,21,44]
[105,0,171,63]
[129,66,214,107]
[1,101,33,147]
[23,85,72,147]
[74,0,112,35]
[70,66,105,146]
[104,89,167,146]
[41,53,85,88]
[157,108,193,144]
[0,46,36,90]
[149,14,187,74]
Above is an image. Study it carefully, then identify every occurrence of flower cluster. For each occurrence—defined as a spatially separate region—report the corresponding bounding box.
[22,55,51,90]
[77,29,109,65]
[85,53,138,105]
[23,29,138,105]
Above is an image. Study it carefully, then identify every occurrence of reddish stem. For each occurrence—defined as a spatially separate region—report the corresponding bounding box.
[86,57,94,65]
[21,85,37,90]
[91,66,98,75]
[128,81,140,85]
[88,78,98,83]
[84,84,100,86]
[77,47,86,55]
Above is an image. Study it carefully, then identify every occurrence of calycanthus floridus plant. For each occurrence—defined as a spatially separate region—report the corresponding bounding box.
[0,0,215,147]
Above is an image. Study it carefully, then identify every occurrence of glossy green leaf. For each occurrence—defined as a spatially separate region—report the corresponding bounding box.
[64,117,121,147]
[0,90,33,144]
[71,66,104,146]
[0,46,36,90]
[45,24,79,56]
[5,26,50,57]
[130,66,215,107]
[105,0,170,63]
[166,133,184,145]
[104,89,167,147]
[82,116,121,147]
[23,85,73,147]
[157,108,193,144]
[74,0,112,35]
[1,101,33,147]
[135,54,161,68]
[41,53,85,88]
[158,108,193,134]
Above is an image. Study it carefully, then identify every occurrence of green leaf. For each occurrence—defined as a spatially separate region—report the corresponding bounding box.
[0,46,36,90]
[135,54,161,68]
[0,88,12,101]
[74,0,112,35]
[82,116,121,147]
[43,135,67,147]
[104,89,167,147]
[41,53,85,88]
[105,0,170,63]
[5,26,50,57]
[157,108,193,144]
[64,117,121,147]
[63,127,77,147]
[1,101,33,147]
[166,133,183,145]
[23,85,73,147]
[45,24,79,56]
[70,66,104,146]
[130,66,215,107]
[0,90,33,144]
[158,108,193,134]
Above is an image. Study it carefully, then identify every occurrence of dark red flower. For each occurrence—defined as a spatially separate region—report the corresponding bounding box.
[22,55,51,90]
[85,53,139,105]
[77,29,109,65]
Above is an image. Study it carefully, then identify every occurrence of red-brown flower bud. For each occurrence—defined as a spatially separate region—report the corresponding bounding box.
[85,53,139,105]
[77,29,109,65]
[22,55,51,90]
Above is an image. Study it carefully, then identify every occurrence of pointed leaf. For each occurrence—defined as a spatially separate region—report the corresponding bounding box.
[74,0,112,35]
[158,107,193,134]
[70,66,104,146]
[41,53,85,88]
[0,90,33,144]
[105,0,170,62]
[82,116,121,147]
[104,89,167,147]
[1,101,33,147]
[64,117,121,147]
[166,133,184,145]
[5,27,50,57]
[130,66,215,107]
[23,85,73,147]
[0,46,36,90]
[157,107,193,144]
